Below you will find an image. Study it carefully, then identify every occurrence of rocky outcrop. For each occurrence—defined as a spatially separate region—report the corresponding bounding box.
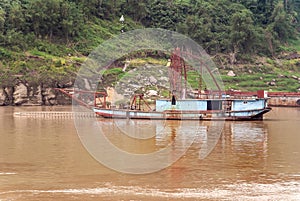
[0,83,71,106]
[114,64,170,100]
[0,87,14,105]
[0,88,7,105]
[13,83,29,105]
[227,70,236,77]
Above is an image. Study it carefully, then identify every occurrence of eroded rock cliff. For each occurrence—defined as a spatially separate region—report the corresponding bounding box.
[0,83,71,106]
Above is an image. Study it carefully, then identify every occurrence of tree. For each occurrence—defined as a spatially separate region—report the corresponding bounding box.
[121,0,148,22]
[0,8,5,35]
[144,0,181,31]
[59,1,84,41]
[283,0,300,30]
[5,1,25,32]
[178,0,233,55]
[233,0,279,26]
[268,1,296,42]
[230,9,257,55]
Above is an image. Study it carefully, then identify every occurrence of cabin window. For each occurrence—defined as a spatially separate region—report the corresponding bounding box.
[243,101,248,104]
[207,100,222,110]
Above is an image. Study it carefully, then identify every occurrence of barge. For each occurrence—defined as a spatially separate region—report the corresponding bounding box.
[93,90,271,120]
[70,47,273,120]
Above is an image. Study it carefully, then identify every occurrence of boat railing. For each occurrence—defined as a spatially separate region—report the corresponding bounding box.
[193,90,267,100]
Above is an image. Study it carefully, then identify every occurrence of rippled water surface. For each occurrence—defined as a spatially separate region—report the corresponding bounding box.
[0,106,300,200]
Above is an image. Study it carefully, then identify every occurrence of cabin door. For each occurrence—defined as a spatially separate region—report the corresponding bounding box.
[223,100,232,111]
[207,100,222,110]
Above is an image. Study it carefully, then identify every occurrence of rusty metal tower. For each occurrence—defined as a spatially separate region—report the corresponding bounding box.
[169,48,187,99]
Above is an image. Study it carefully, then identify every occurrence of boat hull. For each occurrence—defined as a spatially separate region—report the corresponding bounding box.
[93,107,271,121]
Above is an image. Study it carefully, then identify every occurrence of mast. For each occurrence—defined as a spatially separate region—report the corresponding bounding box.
[169,48,187,99]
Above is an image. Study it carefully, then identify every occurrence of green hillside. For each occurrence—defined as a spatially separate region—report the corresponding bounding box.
[0,0,299,92]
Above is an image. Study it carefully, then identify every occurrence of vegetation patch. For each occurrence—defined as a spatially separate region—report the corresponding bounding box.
[0,0,299,93]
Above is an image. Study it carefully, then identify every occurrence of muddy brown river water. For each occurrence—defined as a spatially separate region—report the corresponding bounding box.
[0,106,300,200]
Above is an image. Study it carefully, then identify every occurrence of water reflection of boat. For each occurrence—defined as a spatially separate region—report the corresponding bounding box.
[96,118,223,161]
[95,118,268,165]
[222,121,268,166]
[231,122,267,143]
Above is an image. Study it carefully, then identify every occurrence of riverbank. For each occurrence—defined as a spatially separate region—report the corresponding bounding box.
[2,85,299,107]
[0,84,72,106]
[1,52,300,107]
[268,92,300,107]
